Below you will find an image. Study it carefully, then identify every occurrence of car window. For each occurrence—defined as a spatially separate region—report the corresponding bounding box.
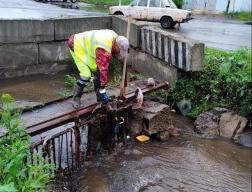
[149,0,161,7]
[138,0,148,6]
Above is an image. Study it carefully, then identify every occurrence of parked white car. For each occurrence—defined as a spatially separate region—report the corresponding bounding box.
[109,0,192,29]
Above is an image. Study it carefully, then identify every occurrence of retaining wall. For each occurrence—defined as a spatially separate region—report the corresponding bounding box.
[0,16,111,79]
[0,16,204,83]
[141,26,204,71]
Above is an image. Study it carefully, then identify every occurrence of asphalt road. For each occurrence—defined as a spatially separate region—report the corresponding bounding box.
[0,0,250,51]
[0,0,104,19]
[176,17,252,51]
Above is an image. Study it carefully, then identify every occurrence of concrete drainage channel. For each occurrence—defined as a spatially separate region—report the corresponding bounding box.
[27,82,169,173]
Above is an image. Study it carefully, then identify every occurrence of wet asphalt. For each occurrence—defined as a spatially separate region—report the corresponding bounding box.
[0,0,250,51]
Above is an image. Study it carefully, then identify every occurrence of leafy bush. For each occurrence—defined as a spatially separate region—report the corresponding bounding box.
[166,48,252,118]
[226,12,252,21]
[173,0,184,8]
[0,94,53,192]
[65,75,76,88]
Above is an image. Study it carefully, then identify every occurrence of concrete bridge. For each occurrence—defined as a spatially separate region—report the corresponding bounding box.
[0,16,204,85]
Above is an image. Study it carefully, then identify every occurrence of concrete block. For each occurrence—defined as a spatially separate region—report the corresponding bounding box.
[143,101,171,135]
[0,20,54,44]
[112,16,148,48]
[130,107,144,136]
[54,16,112,40]
[39,41,70,64]
[129,49,178,85]
[0,43,38,69]
[0,62,72,79]
[141,26,204,71]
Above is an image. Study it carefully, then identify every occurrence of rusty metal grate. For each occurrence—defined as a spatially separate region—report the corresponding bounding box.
[27,82,169,173]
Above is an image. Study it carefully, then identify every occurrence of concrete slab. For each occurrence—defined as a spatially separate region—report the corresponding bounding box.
[39,41,70,64]
[0,43,38,69]
[112,16,149,48]
[0,19,54,44]
[141,26,204,71]
[129,49,177,85]
[54,16,112,40]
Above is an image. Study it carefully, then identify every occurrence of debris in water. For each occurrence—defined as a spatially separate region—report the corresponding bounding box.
[136,135,150,142]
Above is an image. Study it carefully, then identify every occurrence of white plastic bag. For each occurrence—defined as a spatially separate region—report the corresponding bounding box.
[136,87,144,106]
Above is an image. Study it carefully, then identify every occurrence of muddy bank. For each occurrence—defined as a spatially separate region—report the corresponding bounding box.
[51,112,252,192]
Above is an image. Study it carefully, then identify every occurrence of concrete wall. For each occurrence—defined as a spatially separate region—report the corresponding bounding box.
[129,49,178,85]
[0,16,204,83]
[141,26,204,71]
[0,16,111,79]
[55,16,112,40]
[183,0,252,12]
[111,16,148,48]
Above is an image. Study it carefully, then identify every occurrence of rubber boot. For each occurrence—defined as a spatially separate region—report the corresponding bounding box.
[93,77,101,102]
[72,83,84,108]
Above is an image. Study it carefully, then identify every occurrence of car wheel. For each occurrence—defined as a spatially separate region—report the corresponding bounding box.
[160,16,174,29]
[171,21,176,27]
[113,11,124,16]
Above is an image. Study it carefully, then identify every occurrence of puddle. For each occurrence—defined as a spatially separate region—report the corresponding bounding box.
[0,72,76,104]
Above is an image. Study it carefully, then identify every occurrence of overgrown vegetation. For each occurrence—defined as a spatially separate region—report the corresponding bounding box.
[226,12,252,21]
[65,75,76,88]
[108,58,144,87]
[152,48,252,120]
[0,94,53,191]
[173,0,184,8]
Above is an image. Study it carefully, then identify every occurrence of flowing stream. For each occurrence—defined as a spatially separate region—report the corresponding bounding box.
[67,113,252,192]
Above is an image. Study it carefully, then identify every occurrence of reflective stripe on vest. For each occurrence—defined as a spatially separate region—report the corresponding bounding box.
[74,30,117,69]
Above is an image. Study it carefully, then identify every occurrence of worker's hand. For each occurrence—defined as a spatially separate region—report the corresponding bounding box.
[99,89,109,105]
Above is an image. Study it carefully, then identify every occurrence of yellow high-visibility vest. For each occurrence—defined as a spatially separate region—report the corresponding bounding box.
[73,30,118,72]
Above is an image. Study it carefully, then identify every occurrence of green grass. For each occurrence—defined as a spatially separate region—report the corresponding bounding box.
[80,0,131,6]
[226,12,252,21]
[151,48,252,121]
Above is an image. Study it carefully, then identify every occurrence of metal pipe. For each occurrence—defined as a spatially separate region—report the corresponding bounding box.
[26,82,169,136]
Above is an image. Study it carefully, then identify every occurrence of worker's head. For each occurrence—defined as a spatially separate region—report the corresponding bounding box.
[113,36,129,60]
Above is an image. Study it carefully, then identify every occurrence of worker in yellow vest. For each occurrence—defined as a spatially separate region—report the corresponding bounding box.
[68,30,129,108]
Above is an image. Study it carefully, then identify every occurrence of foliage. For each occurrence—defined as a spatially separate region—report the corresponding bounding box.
[226,12,252,21]
[80,0,131,6]
[154,48,252,119]
[57,89,72,98]
[65,75,76,88]
[0,94,53,192]
[108,58,121,87]
[127,71,144,81]
[173,0,184,8]
[108,58,144,87]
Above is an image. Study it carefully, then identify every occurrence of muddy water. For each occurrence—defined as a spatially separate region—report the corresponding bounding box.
[0,73,75,103]
[69,113,252,192]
